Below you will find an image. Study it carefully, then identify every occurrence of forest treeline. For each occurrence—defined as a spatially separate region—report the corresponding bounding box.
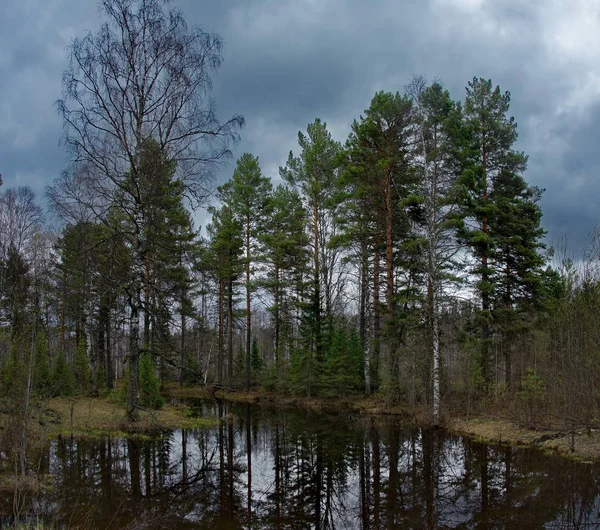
[1,0,599,430]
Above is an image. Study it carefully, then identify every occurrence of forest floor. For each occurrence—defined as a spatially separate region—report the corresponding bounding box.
[165,384,600,462]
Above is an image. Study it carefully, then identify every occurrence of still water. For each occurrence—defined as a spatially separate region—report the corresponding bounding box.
[4,401,600,529]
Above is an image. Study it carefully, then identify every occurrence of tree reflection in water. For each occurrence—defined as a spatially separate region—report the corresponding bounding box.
[3,402,600,528]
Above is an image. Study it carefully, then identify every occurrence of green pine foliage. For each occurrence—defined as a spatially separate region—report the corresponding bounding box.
[53,350,76,397]
[33,332,52,397]
[250,337,263,374]
[321,326,363,396]
[139,353,164,409]
[73,342,91,396]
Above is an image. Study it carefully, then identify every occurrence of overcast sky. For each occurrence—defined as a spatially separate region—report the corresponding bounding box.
[1,0,599,254]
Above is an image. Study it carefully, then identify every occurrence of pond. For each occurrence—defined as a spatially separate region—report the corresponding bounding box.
[2,401,600,528]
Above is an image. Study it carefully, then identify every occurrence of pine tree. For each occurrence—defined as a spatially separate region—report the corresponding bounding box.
[458,77,528,388]
[344,92,415,394]
[262,184,309,382]
[229,153,272,391]
[281,119,341,395]
[489,170,546,387]
[207,202,243,384]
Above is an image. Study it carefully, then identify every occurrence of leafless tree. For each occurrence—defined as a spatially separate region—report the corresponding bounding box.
[0,186,43,260]
[54,0,243,421]
[407,76,463,426]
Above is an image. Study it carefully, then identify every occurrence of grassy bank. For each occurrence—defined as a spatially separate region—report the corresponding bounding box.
[165,384,600,462]
[4,386,597,461]
[3,396,217,444]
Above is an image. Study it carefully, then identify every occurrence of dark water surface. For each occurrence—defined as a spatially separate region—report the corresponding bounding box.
[4,401,600,528]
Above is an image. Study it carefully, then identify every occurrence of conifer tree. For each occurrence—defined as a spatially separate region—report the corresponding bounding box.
[207,201,243,384]
[345,92,415,394]
[281,119,341,394]
[489,170,545,387]
[262,184,309,380]
[229,153,272,391]
[459,77,528,388]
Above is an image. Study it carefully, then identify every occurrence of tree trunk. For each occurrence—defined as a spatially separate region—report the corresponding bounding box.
[144,253,151,348]
[360,242,370,394]
[246,220,251,391]
[313,193,322,379]
[126,225,143,423]
[127,293,141,422]
[219,278,225,384]
[179,282,186,386]
[481,131,491,386]
[373,243,381,390]
[274,264,280,372]
[106,306,113,389]
[384,167,396,382]
[431,281,441,428]
[60,269,65,353]
[98,303,106,388]
[228,278,234,385]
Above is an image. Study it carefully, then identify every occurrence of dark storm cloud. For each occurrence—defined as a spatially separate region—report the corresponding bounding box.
[1,0,598,254]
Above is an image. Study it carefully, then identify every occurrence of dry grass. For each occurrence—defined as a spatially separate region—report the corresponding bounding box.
[164,385,417,419]
[446,417,540,446]
[48,385,600,460]
[28,396,218,440]
[540,430,600,462]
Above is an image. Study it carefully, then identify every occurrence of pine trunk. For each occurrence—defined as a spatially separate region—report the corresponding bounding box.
[245,220,251,391]
[385,167,396,382]
[360,242,370,394]
[481,131,490,386]
[373,242,381,390]
[219,278,225,384]
[228,278,234,385]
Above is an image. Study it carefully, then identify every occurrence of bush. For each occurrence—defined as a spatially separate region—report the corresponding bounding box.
[519,368,546,425]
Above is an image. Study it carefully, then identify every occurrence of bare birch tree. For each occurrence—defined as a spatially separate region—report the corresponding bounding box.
[408,77,462,426]
[55,0,242,420]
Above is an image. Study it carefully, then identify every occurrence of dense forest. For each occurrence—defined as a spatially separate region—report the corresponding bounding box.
[1,0,598,434]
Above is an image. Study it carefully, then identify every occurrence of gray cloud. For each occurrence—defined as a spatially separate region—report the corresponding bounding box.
[1,0,598,254]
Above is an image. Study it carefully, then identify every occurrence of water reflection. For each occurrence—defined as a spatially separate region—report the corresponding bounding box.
[4,402,600,528]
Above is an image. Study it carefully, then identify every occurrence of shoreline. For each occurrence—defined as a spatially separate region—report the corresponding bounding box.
[21,396,218,442]
[6,388,597,463]
[165,385,600,463]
